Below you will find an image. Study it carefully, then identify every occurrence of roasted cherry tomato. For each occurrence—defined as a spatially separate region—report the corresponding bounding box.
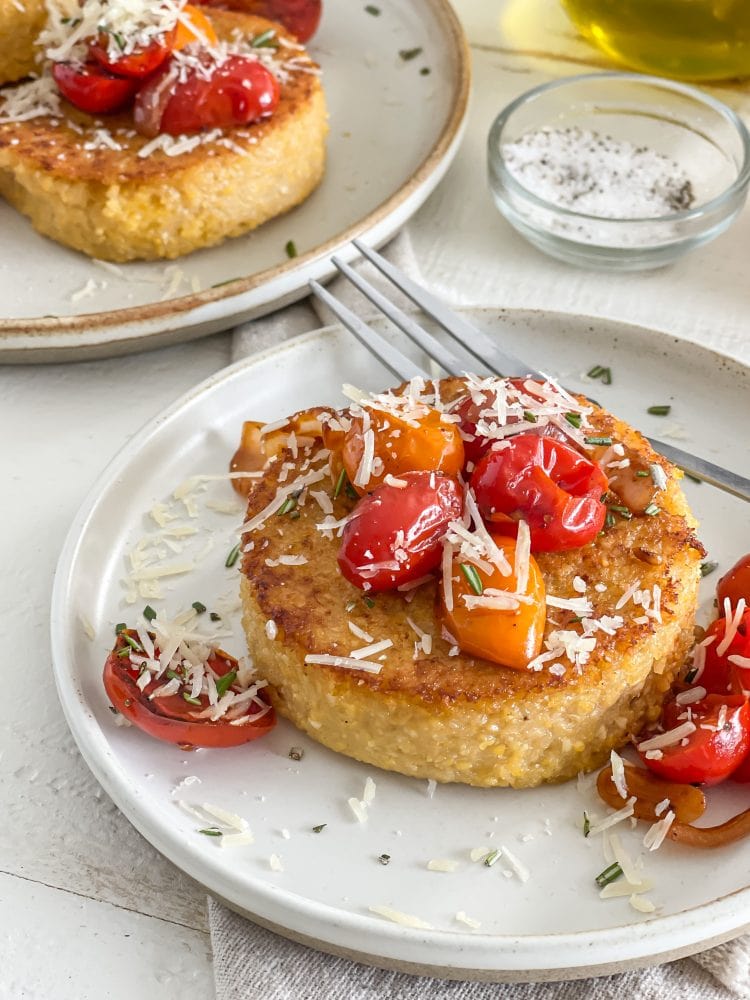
[470,433,608,553]
[337,406,464,497]
[698,610,750,696]
[230,409,325,496]
[52,61,140,114]
[103,631,275,748]
[197,0,322,41]
[639,694,750,786]
[718,554,750,614]
[440,534,546,670]
[338,472,463,592]
[134,53,279,136]
[451,378,556,466]
[731,752,750,783]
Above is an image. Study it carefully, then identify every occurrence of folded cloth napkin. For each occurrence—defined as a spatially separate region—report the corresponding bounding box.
[217,230,750,1000]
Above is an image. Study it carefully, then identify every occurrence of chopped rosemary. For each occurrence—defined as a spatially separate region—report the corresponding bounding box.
[364,3,381,13]
[285,239,298,259]
[643,503,661,516]
[143,605,156,622]
[583,811,591,837]
[215,670,237,699]
[251,28,277,47]
[483,849,500,867]
[199,828,223,837]
[277,489,302,516]
[459,563,484,595]
[635,470,650,478]
[363,596,376,609]
[399,46,423,61]
[700,561,718,577]
[604,510,617,529]
[584,435,613,446]
[586,365,612,385]
[288,746,304,761]
[225,543,241,568]
[115,622,126,634]
[166,669,181,681]
[312,824,327,833]
[122,632,143,652]
[345,480,359,500]
[523,410,538,423]
[378,853,391,865]
[209,611,222,622]
[116,647,132,658]
[333,467,347,499]
[420,66,431,75]
[183,693,202,706]
[192,601,207,614]
[647,405,671,416]
[685,667,699,684]
[607,504,632,520]
[565,412,582,429]
[595,861,623,888]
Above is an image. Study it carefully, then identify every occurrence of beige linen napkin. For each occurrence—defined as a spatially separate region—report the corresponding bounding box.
[216,232,750,1000]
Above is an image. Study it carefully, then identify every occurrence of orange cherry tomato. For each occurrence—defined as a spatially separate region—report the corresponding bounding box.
[340,406,464,497]
[440,534,546,670]
[717,553,750,614]
[103,630,275,748]
[172,4,219,49]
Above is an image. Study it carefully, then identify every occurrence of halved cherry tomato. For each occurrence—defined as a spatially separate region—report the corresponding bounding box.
[337,406,464,497]
[338,472,463,592]
[639,694,750,786]
[103,631,275,748]
[471,433,609,553]
[172,4,219,49]
[89,34,172,79]
[718,554,750,614]
[52,61,140,114]
[230,409,325,496]
[134,54,279,137]
[699,611,750,696]
[440,534,546,670]
[197,0,322,41]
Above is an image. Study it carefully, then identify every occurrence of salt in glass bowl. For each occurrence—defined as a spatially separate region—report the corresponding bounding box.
[487,72,750,270]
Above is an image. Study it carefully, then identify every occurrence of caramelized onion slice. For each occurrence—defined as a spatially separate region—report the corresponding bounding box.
[597,764,706,824]
[669,809,750,849]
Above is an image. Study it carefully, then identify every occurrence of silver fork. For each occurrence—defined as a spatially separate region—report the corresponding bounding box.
[308,241,750,503]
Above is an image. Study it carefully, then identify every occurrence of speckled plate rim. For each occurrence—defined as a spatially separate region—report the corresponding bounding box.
[0,0,470,360]
[50,311,750,981]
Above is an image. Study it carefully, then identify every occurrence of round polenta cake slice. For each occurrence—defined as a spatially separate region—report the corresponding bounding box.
[237,376,703,788]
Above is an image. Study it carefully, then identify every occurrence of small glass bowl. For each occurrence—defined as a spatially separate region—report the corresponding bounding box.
[487,72,750,270]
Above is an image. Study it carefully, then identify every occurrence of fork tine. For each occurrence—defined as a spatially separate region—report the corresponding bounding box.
[352,238,543,380]
[330,255,468,377]
[308,280,426,383]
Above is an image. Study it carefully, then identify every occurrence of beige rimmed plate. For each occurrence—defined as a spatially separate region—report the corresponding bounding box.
[51,309,750,982]
[0,0,469,363]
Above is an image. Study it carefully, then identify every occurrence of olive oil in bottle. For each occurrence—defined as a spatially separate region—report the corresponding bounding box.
[561,0,750,80]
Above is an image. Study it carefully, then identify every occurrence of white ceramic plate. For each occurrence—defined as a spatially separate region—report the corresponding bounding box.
[0,0,469,363]
[51,310,750,982]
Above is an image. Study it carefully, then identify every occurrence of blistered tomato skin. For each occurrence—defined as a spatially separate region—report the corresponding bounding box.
[639,694,750,786]
[341,406,464,497]
[717,554,750,613]
[470,433,609,552]
[451,379,550,465]
[338,473,463,592]
[134,55,279,137]
[52,61,140,114]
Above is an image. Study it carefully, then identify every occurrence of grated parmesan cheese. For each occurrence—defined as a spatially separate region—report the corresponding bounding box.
[368,905,433,930]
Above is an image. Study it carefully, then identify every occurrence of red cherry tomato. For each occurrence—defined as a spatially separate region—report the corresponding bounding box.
[718,554,750,614]
[134,54,279,137]
[89,35,172,79]
[197,0,322,41]
[731,752,750,783]
[52,61,140,114]
[470,433,609,552]
[103,631,275,748]
[639,694,750,786]
[451,378,555,466]
[338,472,463,593]
[699,611,750,696]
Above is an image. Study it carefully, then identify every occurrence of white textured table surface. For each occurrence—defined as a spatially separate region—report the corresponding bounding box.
[2,2,750,997]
